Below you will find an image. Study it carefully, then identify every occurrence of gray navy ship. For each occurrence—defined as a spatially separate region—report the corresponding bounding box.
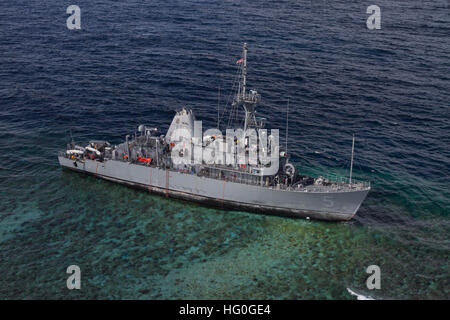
[58,43,370,221]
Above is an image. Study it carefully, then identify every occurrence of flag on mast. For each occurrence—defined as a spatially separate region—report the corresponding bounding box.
[236,58,243,64]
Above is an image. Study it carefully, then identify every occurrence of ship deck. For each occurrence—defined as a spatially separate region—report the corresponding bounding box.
[59,151,370,194]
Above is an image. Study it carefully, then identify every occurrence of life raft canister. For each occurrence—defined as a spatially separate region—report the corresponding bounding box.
[137,156,152,163]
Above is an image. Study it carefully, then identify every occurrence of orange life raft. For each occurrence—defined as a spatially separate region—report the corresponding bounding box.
[137,156,152,164]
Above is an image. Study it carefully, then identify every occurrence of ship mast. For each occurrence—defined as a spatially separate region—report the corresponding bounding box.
[349,134,355,185]
[234,43,261,133]
[285,99,289,155]
[242,43,247,99]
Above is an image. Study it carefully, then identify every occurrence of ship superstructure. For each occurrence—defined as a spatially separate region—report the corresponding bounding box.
[58,43,370,221]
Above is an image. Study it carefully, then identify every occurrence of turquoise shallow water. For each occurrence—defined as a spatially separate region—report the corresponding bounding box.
[0,0,449,299]
[0,162,448,299]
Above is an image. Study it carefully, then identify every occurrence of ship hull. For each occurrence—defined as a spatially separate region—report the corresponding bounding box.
[58,157,369,221]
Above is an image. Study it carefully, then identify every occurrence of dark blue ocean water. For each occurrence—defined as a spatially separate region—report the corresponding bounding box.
[0,0,449,299]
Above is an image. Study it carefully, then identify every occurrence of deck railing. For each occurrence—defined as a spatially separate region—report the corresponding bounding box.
[59,151,370,191]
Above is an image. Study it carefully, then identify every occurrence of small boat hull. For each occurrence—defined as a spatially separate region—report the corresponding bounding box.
[59,156,369,221]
